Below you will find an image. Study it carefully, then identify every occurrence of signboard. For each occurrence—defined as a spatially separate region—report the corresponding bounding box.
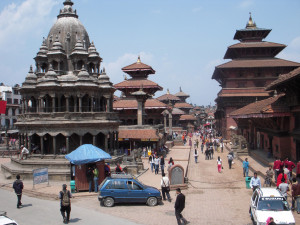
[118,138,123,141]
[141,139,149,142]
[150,138,158,142]
[33,168,49,188]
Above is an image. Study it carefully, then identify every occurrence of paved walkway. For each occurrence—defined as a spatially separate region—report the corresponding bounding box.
[1,138,300,225]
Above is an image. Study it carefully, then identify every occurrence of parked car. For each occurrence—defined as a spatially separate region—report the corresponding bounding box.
[0,211,18,225]
[98,174,162,207]
[249,188,295,225]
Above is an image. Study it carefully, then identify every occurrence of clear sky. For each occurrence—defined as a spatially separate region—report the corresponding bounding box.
[0,0,300,106]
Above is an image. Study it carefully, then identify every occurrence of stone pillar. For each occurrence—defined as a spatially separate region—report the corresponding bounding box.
[169,112,173,136]
[66,96,70,112]
[74,97,78,112]
[136,99,144,126]
[36,99,39,113]
[106,98,111,112]
[25,99,28,113]
[25,134,28,149]
[66,136,70,153]
[57,96,61,112]
[163,113,167,132]
[79,96,82,112]
[52,96,56,112]
[116,131,119,149]
[57,61,61,72]
[40,136,44,155]
[93,135,96,146]
[28,135,32,153]
[53,136,56,155]
[91,96,94,112]
[21,99,25,114]
[104,135,108,152]
[80,136,83,146]
[110,132,113,153]
[40,98,44,113]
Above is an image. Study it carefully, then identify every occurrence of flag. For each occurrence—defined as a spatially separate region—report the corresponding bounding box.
[0,101,7,114]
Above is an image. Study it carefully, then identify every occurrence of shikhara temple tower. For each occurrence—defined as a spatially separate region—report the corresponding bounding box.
[16,0,119,155]
[212,14,300,139]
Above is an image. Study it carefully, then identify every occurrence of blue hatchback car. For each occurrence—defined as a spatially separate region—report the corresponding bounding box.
[98,174,162,207]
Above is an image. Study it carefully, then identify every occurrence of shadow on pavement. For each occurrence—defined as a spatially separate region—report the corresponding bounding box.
[21,204,32,208]
[69,218,81,223]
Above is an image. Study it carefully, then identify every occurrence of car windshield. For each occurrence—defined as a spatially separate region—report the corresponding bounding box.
[257,197,290,211]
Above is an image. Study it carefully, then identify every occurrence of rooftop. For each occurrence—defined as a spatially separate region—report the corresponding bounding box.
[113,98,167,110]
[266,66,300,90]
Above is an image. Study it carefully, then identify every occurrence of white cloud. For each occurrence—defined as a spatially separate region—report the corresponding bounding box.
[0,0,58,48]
[238,0,254,9]
[102,52,154,83]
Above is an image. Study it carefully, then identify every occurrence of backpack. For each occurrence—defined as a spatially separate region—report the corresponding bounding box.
[61,191,70,206]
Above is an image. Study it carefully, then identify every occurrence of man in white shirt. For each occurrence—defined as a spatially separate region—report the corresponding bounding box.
[161,173,171,202]
[250,172,261,192]
[154,155,160,174]
[20,145,29,160]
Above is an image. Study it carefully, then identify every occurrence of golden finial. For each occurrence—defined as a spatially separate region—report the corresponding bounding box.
[246,12,257,29]
[137,56,141,63]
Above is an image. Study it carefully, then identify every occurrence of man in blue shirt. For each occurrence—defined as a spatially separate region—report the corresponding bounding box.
[243,158,249,177]
[250,172,261,192]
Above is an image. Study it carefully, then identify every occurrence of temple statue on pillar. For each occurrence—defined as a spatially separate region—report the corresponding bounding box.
[16,0,119,155]
[113,57,167,151]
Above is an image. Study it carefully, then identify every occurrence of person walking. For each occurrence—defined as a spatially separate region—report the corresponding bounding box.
[276,171,287,188]
[149,154,155,173]
[201,142,204,154]
[227,153,233,169]
[161,173,171,202]
[250,172,261,192]
[217,156,222,173]
[194,149,199,163]
[86,166,93,192]
[273,157,282,183]
[12,174,23,209]
[93,167,99,193]
[154,155,160,174]
[59,184,72,224]
[292,178,300,213]
[174,188,189,225]
[243,158,249,177]
[264,166,274,187]
[168,157,174,170]
[278,177,289,200]
[160,155,165,175]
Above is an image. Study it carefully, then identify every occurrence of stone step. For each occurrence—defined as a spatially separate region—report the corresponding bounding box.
[1,162,70,181]
[10,158,70,170]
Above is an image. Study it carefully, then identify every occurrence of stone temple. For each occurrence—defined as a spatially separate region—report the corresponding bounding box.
[16,0,119,155]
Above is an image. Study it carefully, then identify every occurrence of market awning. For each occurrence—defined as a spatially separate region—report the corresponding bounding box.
[65,144,111,165]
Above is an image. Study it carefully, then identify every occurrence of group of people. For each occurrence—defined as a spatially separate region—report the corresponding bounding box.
[149,154,174,175]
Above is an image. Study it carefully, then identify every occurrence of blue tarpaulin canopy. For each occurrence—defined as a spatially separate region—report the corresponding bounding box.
[65,144,112,165]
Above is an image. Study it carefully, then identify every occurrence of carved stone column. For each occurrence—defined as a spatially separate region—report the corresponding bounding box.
[79,96,82,112]
[104,134,108,152]
[53,136,56,155]
[74,96,78,112]
[66,96,70,112]
[66,136,70,153]
[40,136,44,155]
[93,135,96,146]
[80,135,83,146]
[28,135,32,153]
[91,96,94,112]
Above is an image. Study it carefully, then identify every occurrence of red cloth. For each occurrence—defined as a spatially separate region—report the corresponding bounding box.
[287,161,296,172]
[273,160,282,170]
[297,162,300,175]
[0,101,7,114]
[276,173,287,187]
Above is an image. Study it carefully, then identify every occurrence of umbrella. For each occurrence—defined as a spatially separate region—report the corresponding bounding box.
[65,144,112,165]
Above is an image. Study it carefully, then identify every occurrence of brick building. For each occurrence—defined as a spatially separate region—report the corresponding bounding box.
[212,14,300,139]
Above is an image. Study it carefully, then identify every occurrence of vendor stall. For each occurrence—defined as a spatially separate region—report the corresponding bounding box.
[65,144,111,192]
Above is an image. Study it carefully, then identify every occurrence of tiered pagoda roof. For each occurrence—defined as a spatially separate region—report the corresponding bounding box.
[179,114,197,121]
[217,88,270,98]
[174,102,193,109]
[157,89,180,102]
[113,98,167,110]
[119,129,159,140]
[230,93,289,118]
[266,67,300,90]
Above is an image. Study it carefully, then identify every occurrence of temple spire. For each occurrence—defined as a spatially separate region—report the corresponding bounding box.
[246,12,257,29]
[137,56,141,63]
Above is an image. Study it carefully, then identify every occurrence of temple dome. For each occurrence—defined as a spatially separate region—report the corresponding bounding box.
[46,1,90,56]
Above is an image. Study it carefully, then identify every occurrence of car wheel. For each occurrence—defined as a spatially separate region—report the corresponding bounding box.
[103,197,114,207]
[147,197,158,206]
